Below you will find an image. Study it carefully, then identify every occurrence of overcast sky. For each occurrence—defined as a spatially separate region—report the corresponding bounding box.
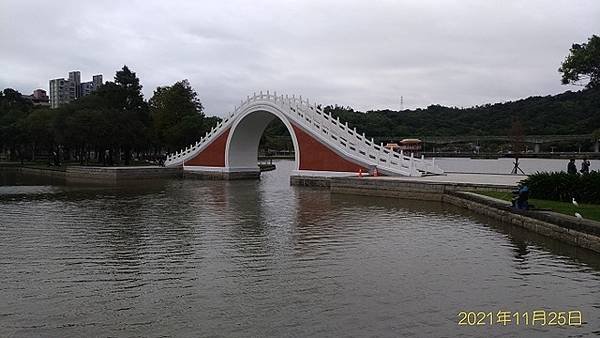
[1,0,599,116]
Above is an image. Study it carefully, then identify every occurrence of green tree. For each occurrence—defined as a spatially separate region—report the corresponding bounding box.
[149,80,214,151]
[559,35,600,89]
[91,66,150,164]
[114,65,147,114]
[22,108,56,160]
[0,89,33,161]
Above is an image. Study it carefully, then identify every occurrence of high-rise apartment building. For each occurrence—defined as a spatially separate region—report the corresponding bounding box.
[81,74,104,97]
[68,71,81,99]
[49,78,70,109]
[49,71,103,108]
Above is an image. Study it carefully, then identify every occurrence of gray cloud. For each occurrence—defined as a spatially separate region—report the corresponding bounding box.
[1,0,599,116]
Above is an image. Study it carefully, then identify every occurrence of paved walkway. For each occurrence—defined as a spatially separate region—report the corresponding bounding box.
[370,173,524,187]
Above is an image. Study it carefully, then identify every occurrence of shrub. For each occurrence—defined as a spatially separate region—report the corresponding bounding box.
[520,171,600,204]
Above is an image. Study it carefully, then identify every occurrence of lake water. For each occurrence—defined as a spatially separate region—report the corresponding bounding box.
[1,160,599,337]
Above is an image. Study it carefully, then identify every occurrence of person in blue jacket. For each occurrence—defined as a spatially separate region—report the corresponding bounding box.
[512,184,529,210]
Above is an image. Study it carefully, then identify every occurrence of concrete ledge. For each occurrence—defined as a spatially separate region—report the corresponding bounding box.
[290,175,514,200]
[337,176,518,192]
[184,170,260,180]
[3,165,183,184]
[66,166,182,183]
[21,167,67,179]
[1,166,68,181]
[330,178,443,201]
[290,176,331,188]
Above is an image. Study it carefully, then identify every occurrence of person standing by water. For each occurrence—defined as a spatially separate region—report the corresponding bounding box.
[567,158,577,174]
[580,157,591,174]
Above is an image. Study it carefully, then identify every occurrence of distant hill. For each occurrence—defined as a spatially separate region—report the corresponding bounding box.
[323,88,600,137]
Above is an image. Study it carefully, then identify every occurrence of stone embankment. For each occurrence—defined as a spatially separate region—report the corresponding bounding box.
[3,165,182,183]
[66,166,182,183]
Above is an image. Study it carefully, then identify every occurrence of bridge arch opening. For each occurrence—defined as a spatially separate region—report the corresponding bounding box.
[225,107,300,172]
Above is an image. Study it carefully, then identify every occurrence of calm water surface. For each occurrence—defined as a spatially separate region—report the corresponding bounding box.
[1,160,599,337]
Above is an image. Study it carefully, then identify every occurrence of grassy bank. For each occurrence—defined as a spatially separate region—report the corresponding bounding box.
[478,191,600,222]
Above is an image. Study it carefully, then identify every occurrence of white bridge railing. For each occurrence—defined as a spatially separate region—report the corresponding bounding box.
[165,91,444,176]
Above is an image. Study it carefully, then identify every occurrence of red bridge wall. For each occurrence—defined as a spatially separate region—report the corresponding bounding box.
[183,124,366,173]
[292,124,366,173]
[184,129,230,167]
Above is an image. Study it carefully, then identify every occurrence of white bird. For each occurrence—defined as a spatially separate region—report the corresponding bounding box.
[572,198,578,206]
[575,212,583,219]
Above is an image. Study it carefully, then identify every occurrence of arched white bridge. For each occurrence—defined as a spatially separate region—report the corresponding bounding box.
[165,91,444,178]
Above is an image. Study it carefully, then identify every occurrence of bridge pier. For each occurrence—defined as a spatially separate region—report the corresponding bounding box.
[595,140,599,153]
[183,167,261,180]
[534,143,541,153]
